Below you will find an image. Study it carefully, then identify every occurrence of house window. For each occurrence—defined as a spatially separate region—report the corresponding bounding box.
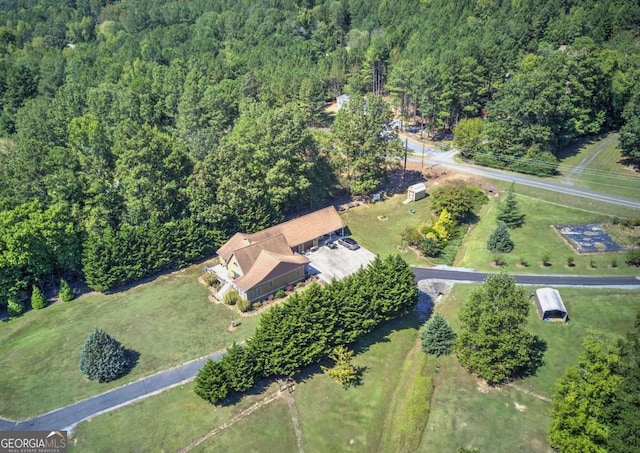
[257,287,262,296]
[296,268,301,276]
[247,290,253,299]
[268,280,273,288]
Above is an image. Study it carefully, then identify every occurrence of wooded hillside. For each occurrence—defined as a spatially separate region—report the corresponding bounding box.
[1,0,638,306]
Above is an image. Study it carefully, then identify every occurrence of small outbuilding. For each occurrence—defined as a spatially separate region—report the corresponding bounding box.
[406,183,427,202]
[535,288,568,323]
[336,94,350,109]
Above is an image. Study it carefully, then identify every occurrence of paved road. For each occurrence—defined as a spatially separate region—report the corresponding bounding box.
[402,138,640,210]
[0,350,226,433]
[413,266,640,288]
[0,267,637,434]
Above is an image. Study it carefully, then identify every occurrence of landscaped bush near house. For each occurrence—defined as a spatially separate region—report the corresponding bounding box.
[237,297,250,313]
[223,289,241,306]
[492,254,506,266]
[274,289,286,299]
[201,273,218,287]
[195,254,417,404]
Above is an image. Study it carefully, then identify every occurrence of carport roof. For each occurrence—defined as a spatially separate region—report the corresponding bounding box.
[536,288,567,314]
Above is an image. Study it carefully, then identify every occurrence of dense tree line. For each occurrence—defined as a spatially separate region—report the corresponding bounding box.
[195,254,417,404]
[1,0,639,308]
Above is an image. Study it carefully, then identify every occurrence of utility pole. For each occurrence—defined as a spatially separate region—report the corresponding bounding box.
[403,138,408,185]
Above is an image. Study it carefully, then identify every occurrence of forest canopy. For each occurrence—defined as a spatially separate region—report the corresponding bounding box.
[1,0,639,304]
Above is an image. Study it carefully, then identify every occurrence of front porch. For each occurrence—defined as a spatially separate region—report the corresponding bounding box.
[204,264,235,300]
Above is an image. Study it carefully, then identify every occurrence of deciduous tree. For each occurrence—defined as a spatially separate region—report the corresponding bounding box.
[548,331,622,452]
[455,274,535,384]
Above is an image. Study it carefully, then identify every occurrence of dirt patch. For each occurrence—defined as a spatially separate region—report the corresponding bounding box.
[514,402,527,412]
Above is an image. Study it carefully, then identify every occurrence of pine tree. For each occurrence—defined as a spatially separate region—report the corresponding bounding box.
[221,343,258,393]
[497,183,525,228]
[79,329,129,383]
[59,279,74,302]
[194,359,229,404]
[31,286,48,310]
[420,312,456,356]
[321,345,358,387]
[487,221,514,253]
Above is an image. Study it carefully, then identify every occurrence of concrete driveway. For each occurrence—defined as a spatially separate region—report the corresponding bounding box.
[306,243,377,282]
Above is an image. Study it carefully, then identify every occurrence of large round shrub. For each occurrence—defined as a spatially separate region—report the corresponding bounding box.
[79,329,129,383]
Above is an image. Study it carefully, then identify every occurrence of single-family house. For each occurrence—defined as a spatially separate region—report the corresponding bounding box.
[214,206,345,302]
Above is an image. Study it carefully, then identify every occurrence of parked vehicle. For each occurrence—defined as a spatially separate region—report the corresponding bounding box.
[337,237,360,250]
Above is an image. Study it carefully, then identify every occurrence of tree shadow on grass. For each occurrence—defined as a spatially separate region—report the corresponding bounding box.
[514,335,547,380]
[120,348,140,380]
[217,312,420,407]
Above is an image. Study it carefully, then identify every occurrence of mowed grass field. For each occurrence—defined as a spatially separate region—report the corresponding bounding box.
[0,264,261,420]
[340,194,434,266]
[68,285,640,452]
[455,185,640,274]
[420,284,640,452]
[69,313,425,452]
[554,133,640,200]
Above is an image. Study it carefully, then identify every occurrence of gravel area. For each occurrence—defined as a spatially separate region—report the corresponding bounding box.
[416,279,455,322]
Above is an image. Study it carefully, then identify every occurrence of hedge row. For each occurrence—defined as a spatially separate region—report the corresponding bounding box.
[194,254,418,404]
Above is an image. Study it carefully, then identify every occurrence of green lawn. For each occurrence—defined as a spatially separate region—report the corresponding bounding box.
[455,188,639,274]
[339,194,434,266]
[68,313,423,452]
[64,284,640,452]
[0,264,261,420]
[69,381,291,453]
[419,356,553,453]
[554,133,640,200]
[420,284,640,452]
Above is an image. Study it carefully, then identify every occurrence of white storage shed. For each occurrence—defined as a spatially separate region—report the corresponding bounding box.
[535,288,568,323]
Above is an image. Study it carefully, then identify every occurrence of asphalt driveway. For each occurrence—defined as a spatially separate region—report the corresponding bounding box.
[306,243,377,282]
